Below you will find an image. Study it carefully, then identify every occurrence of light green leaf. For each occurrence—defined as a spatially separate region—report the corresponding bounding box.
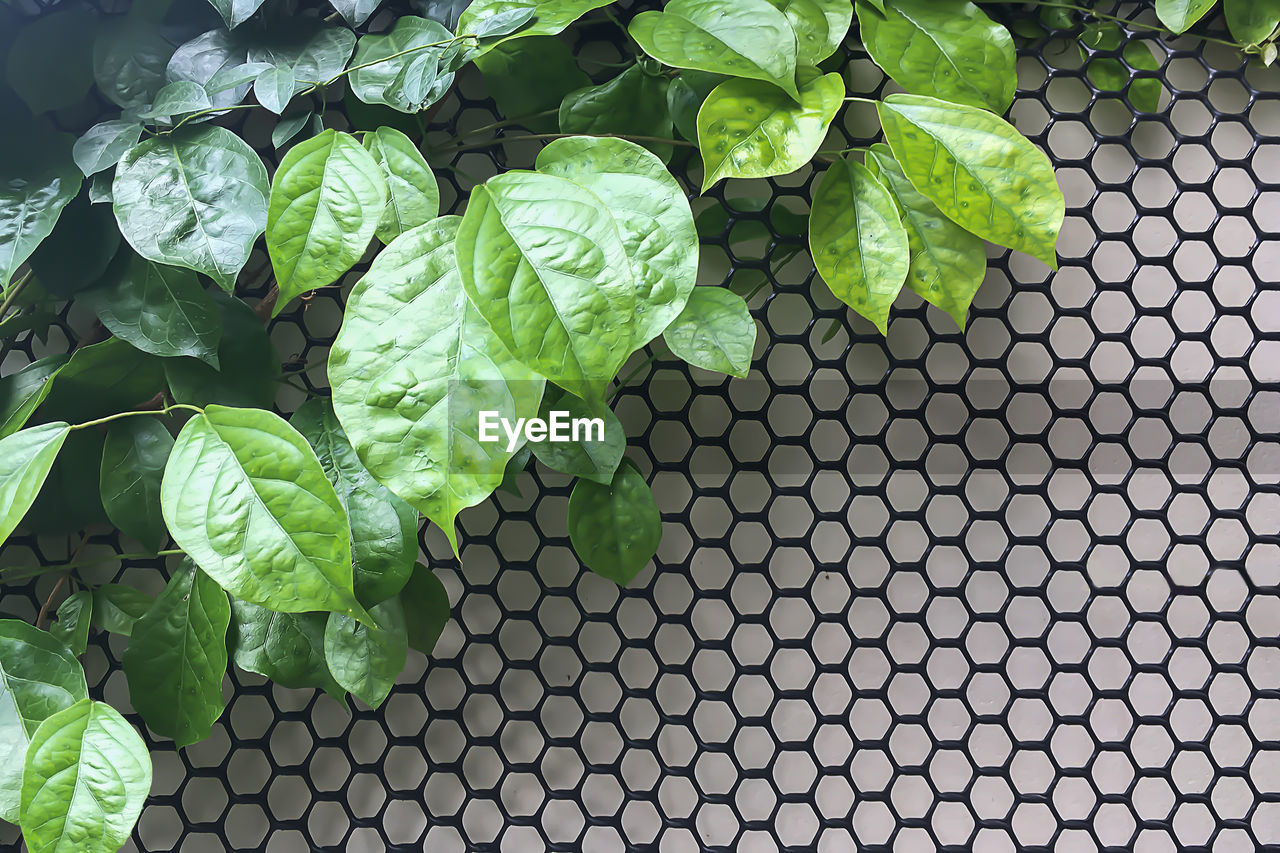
[535,136,699,349]
[630,0,801,100]
[93,16,176,109]
[91,585,155,637]
[455,171,636,400]
[567,458,661,586]
[165,29,253,111]
[330,217,544,552]
[160,404,372,625]
[74,121,144,177]
[666,70,726,141]
[254,65,296,115]
[138,79,213,119]
[114,124,270,292]
[0,355,68,440]
[348,17,457,113]
[809,157,908,334]
[164,292,277,410]
[123,561,229,747]
[19,699,151,853]
[100,418,174,553]
[697,68,844,191]
[857,0,1016,112]
[324,596,407,708]
[474,37,591,133]
[459,0,613,49]
[6,7,97,113]
[40,338,164,422]
[559,63,674,161]
[0,619,89,823]
[330,0,384,26]
[248,24,356,87]
[79,251,223,366]
[1156,0,1218,34]
[0,422,70,549]
[228,598,344,698]
[865,143,986,329]
[267,129,387,314]
[529,389,626,484]
[662,287,757,378]
[1226,0,1280,45]
[0,126,81,291]
[1080,23,1163,114]
[207,0,267,29]
[49,591,92,657]
[399,563,450,656]
[363,127,440,244]
[293,398,418,608]
[877,93,1065,268]
[765,0,854,65]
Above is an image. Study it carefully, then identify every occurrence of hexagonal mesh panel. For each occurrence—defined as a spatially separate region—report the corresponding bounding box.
[3,1,1279,850]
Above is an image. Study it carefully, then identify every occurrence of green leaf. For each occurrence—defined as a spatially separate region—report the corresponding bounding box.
[267,129,387,314]
[1156,0,1218,34]
[49,591,93,657]
[629,0,801,100]
[455,172,636,400]
[666,70,726,141]
[331,0,385,26]
[0,126,81,291]
[363,127,440,244]
[88,173,114,206]
[165,29,253,112]
[662,287,757,378]
[399,562,450,655]
[567,458,661,586]
[1080,23,1163,114]
[272,109,317,149]
[164,292,278,410]
[19,699,151,853]
[474,37,591,133]
[138,79,213,119]
[323,596,407,709]
[0,619,89,823]
[207,0,267,29]
[254,65,295,114]
[293,398,418,608]
[809,157,908,334]
[330,217,544,552]
[697,68,844,191]
[459,0,613,49]
[29,189,122,299]
[41,337,165,422]
[227,598,343,698]
[74,121,144,177]
[0,355,68,440]
[535,136,699,350]
[497,445,532,496]
[93,16,176,109]
[466,5,536,39]
[529,389,626,484]
[1226,0,1280,44]
[161,404,372,624]
[559,63,674,161]
[91,585,154,637]
[100,418,174,553]
[123,561,229,747]
[248,24,356,87]
[876,93,1065,268]
[0,423,71,548]
[865,143,986,329]
[22,429,109,537]
[765,0,854,65]
[6,7,97,113]
[80,252,223,366]
[857,0,1016,112]
[349,17,457,113]
[113,125,270,292]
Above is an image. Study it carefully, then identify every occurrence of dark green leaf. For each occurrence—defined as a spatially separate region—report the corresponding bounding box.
[1080,23,1163,114]
[6,6,98,113]
[1226,0,1280,45]
[164,292,278,409]
[468,6,535,38]
[497,445,532,497]
[0,125,81,291]
[165,28,253,112]
[567,458,661,586]
[74,121,144,177]
[559,63,674,161]
[0,355,68,440]
[41,337,165,422]
[529,389,626,484]
[415,0,471,29]
[23,428,109,536]
[228,598,344,698]
[206,0,268,30]
[49,591,92,657]
[254,65,296,114]
[29,189,122,299]
[459,0,612,49]
[399,562,449,655]
[247,24,356,87]
[323,596,407,708]
[331,0,386,27]
[662,287,757,378]
[0,423,72,547]
[139,79,214,118]
[349,17,457,113]
[100,418,174,552]
[90,585,155,637]
[473,37,590,133]
[89,172,114,205]
[272,109,316,149]
[666,70,726,141]
[93,16,176,109]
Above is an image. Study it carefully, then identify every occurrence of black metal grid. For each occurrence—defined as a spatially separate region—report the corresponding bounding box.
[2,1,1279,850]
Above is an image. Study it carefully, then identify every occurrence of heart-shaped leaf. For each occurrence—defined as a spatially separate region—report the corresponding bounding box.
[100,418,175,553]
[766,0,853,65]
[567,458,661,586]
[662,287,757,378]
[0,355,68,440]
[399,562,450,655]
[348,17,457,113]
[323,596,407,708]
[0,126,81,291]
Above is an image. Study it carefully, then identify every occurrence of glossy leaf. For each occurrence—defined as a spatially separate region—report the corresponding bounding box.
[529,389,626,484]
[865,143,986,329]
[536,136,698,349]
[458,0,612,47]
[630,0,801,100]
[139,79,213,119]
[857,0,1016,112]
[80,252,223,366]
[164,292,278,410]
[0,126,81,291]
[73,121,144,177]
[41,338,164,423]
[254,65,295,114]
[161,404,372,624]
[766,0,853,65]
[567,459,661,586]
[267,129,388,314]
[228,599,343,698]
[294,398,418,607]
[114,125,270,292]
[331,0,384,26]
[19,699,151,853]
[559,63,674,161]
[248,24,356,87]
[348,17,457,113]
[273,109,317,149]
[100,418,175,553]
[474,37,590,133]
[0,619,89,823]
[697,68,844,191]
[123,561,230,747]
[49,592,92,657]
[330,217,544,551]
[809,157,908,334]
[165,28,253,111]
[666,70,726,141]
[662,287,757,378]
[1156,0,1218,34]
[877,93,1065,268]
[93,16,175,109]
[364,127,440,243]
[91,585,155,637]
[399,562,450,655]
[0,423,71,548]
[455,171,636,400]
[207,0,268,29]
[6,7,97,113]
[1226,0,1280,45]
[0,355,68,440]
[324,596,407,708]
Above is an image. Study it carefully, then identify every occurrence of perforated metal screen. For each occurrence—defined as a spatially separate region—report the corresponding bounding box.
[3,1,1280,850]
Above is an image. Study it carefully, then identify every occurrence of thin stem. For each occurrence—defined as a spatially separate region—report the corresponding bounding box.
[448,109,560,142]
[36,533,90,629]
[1009,0,1245,48]
[326,37,467,84]
[0,269,35,322]
[69,404,203,432]
[843,96,879,105]
[610,353,658,400]
[437,132,696,157]
[170,100,284,133]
